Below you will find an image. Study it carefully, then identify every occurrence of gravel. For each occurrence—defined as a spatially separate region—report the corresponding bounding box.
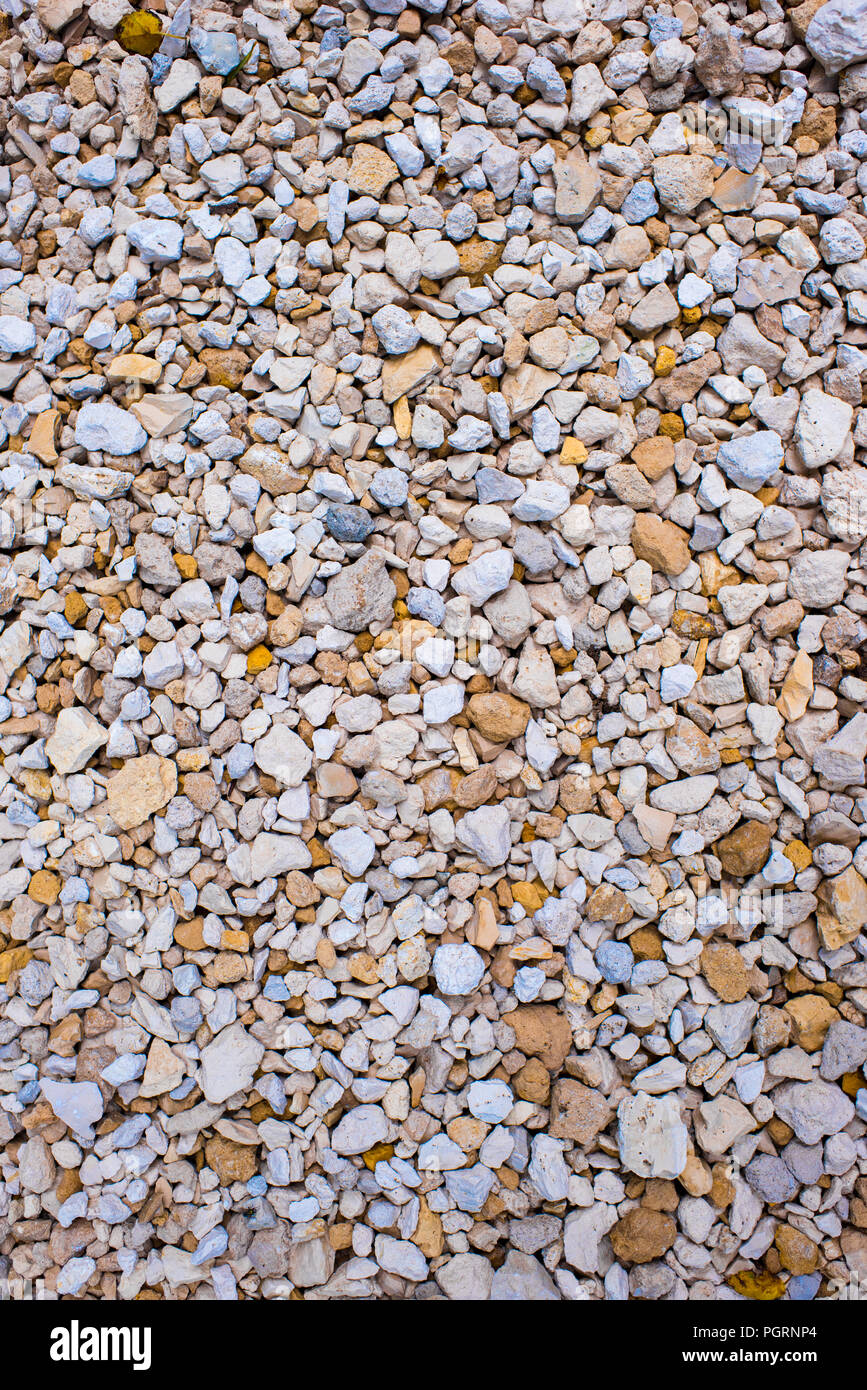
[0,0,866,1308]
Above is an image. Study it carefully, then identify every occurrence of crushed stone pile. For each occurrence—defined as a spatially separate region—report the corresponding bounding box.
[1,0,867,1303]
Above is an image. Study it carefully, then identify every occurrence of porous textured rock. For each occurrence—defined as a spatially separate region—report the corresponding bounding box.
[105,755,178,830]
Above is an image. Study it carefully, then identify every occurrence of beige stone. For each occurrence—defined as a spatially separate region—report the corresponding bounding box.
[28,408,61,463]
[817,866,867,949]
[413,1195,444,1258]
[269,604,303,646]
[554,150,601,224]
[701,943,750,1003]
[381,345,442,404]
[550,1079,611,1144]
[711,167,765,212]
[633,803,676,850]
[777,649,814,722]
[106,353,162,385]
[652,154,715,214]
[38,0,84,29]
[716,821,773,877]
[106,754,177,830]
[784,995,839,1053]
[510,1005,573,1070]
[130,393,193,437]
[528,326,570,370]
[610,1208,677,1263]
[502,362,561,416]
[240,445,307,496]
[347,143,399,198]
[631,513,691,575]
[140,1038,185,1098]
[631,435,675,480]
[467,691,530,742]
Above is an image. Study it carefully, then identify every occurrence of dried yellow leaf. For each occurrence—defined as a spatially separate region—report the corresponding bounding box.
[116,11,163,56]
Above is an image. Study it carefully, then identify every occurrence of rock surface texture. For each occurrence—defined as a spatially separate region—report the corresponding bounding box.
[0,0,865,1307]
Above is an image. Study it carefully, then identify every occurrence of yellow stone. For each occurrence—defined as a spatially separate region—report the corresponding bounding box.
[221,929,249,951]
[727,1270,785,1300]
[817,865,867,950]
[681,306,702,323]
[774,1225,819,1275]
[0,946,32,983]
[510,935,553,961]
[28,869,61,904]
[512,880,545,913]
[246,645,272,674]
[174,554,198,579]
[630,926,664,961]
[362,1142,394,1170]
[457,236,503,279]
[655,346,677,376]
[394,395,412,439]
[784,994,838,1052]
[560,437,589,465]
[659,412,685,439]
[21,769,52,802]
[692,636,708,679]
[584,127,607,148]
[784,840,811,871]
[699,552,739,596]
[64,591,88,625]
[28,408,61,462]
[106,353,162,385]
[672,609,716,639]
[57,1168,82,1204]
